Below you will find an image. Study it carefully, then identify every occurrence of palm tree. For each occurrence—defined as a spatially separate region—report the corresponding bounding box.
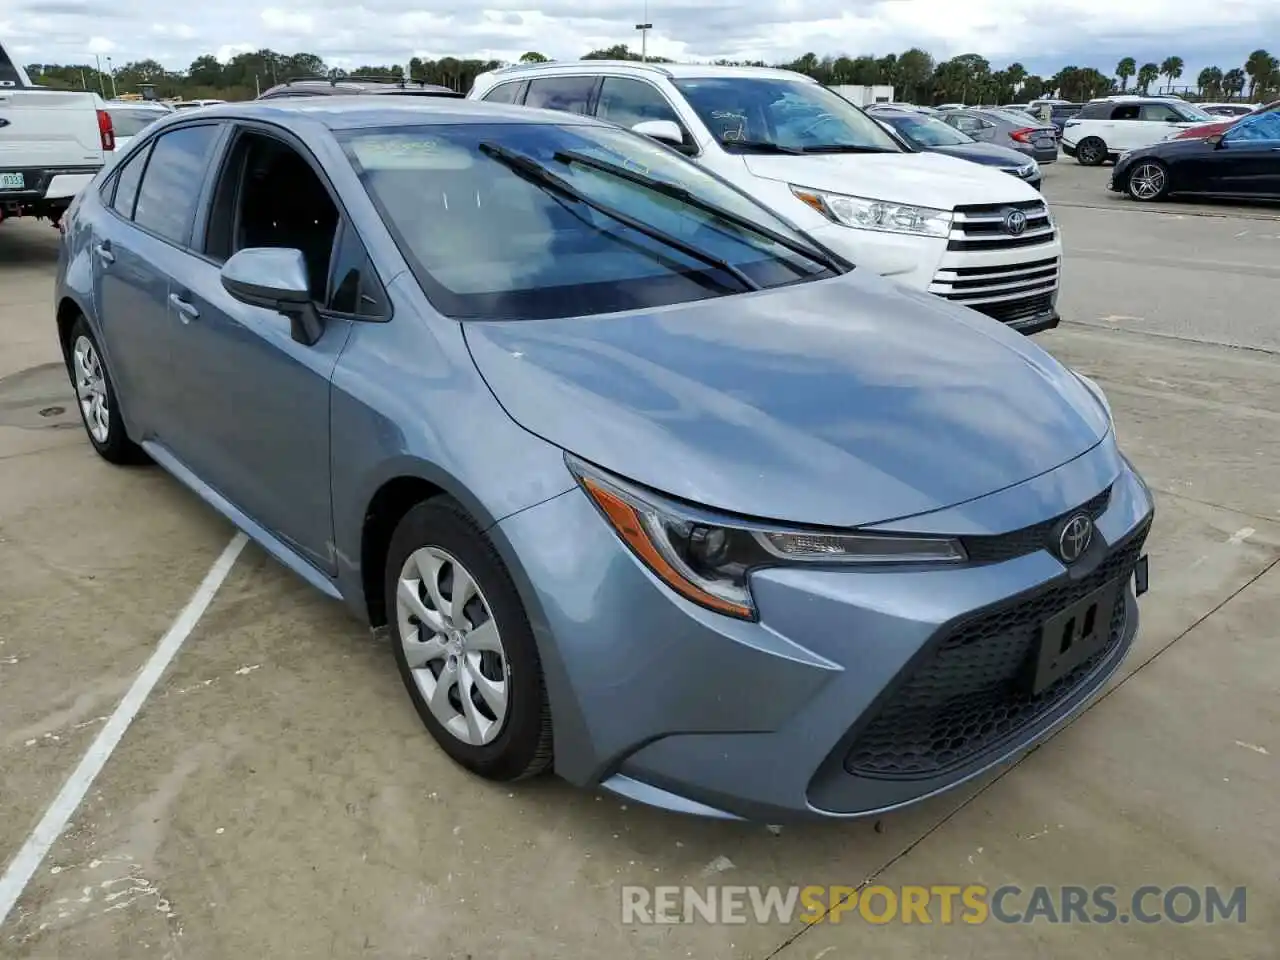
[1159,56,1184,93]
[1244,49,1277,99]
[1223,68,1247,99]
[1116,57,1136,92]
[1197,66,1223,97]
[1137,62,1159,94]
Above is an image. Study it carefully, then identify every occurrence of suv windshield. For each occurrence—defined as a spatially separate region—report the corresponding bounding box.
[879,113,974,147]
[1170,102,1213,122]
[671,77,903,154]
[341,122,839,320]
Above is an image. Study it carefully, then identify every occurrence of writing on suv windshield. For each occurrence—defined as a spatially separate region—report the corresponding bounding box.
[672,77,903,155]
[341,123,842,320]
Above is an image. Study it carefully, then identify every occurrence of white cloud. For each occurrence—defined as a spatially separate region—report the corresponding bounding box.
[5,0,1277,80]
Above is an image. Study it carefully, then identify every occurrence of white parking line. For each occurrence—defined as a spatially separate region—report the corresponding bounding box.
[0,532,248,927]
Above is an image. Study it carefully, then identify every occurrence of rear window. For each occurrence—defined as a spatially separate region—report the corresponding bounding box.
[340,122,835,320]
[108,108,167,138]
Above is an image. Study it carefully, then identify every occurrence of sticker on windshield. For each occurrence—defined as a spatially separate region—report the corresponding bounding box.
[348,134,475,170]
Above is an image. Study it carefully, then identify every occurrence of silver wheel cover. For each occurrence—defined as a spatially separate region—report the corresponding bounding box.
[72,335,110,444]
[395,546,510,746]
[1129,163,1166,200]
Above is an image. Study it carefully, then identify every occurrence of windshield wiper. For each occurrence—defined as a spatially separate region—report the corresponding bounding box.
[798,144,897,154]
[478,142,759,292]
[552,149,845,276]
[718,140,804,155]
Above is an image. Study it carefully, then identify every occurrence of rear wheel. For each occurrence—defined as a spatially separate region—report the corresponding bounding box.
[1126,160,1169,201]
[1076,137,1107,166]
[385,497,553,782]
[65,316,148,465]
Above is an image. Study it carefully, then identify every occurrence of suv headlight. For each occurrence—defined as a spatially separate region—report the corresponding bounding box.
[570,458,966,620]
[789,186,953,239]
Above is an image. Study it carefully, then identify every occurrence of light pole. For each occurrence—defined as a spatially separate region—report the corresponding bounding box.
[634,0,652,62]
[106,56,117,98]
[93,54,106,97]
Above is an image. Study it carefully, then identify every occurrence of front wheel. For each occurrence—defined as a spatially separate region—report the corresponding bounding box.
[385,497,553,782]
[1126,160,1169,201]
[1076,137,1108,166]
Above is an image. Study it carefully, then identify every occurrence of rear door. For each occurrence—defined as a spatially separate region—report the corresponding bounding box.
[1105,103,1141,149]
[91,123,226,443]
[0,89,104,191]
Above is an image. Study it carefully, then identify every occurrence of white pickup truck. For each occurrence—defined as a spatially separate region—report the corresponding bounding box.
[1,44,112,227]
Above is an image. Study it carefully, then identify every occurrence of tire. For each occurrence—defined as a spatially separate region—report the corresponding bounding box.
[1126,160,1170,202]
[384,496,553,782]
[64,316,148,465]
[1076,137,1107,166]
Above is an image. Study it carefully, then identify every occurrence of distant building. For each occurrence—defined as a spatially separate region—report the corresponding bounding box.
[828,84,895,106]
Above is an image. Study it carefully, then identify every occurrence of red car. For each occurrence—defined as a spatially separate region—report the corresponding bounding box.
[1172,100,1279,140]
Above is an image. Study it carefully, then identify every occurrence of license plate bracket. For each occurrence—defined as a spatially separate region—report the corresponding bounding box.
[0,172,24,190]
[1028,578,1123,695]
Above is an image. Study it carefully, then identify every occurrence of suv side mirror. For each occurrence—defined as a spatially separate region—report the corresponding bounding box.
[631,119,693,153]
[221,247,324,346]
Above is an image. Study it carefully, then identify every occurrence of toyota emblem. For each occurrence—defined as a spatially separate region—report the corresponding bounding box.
[1057,514,1094,563]
[1003,208,1028,236]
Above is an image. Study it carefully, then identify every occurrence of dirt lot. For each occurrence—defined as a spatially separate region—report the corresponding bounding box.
[1,161,1278,959]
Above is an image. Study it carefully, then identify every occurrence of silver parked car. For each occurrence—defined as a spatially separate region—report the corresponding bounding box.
[54,97,1153,822]
[940,108,1060,165]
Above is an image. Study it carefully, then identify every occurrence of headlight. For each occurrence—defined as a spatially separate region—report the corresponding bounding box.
[789,185,953,239]
[570,459,967,620]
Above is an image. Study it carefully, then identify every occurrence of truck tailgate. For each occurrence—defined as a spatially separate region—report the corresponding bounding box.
[0,90,104,170]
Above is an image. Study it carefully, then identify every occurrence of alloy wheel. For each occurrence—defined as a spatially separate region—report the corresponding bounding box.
[1128,163,1166,200]
[395,546,510,746]
[72,335,110,444]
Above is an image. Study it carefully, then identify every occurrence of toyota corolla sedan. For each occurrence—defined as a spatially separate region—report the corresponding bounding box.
[54,98,1153,822]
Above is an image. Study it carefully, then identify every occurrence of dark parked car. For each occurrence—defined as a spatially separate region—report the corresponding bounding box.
[258,76,463,100]
[939,108,1060,165]
[873,108,1043,190]
[54,97,1152,822]
[1110,109,1280,201]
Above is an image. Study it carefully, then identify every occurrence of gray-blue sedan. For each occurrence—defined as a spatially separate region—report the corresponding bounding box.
[54,97,1153,822]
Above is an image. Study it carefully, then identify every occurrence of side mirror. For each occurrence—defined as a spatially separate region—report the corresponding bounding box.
[1207,132,1226,148]
[220,247,324,346]
[631,119,693,153]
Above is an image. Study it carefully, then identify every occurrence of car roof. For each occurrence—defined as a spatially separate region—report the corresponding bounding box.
[179,95,610,131]
[261,77,461,98]
[477,60,819,84]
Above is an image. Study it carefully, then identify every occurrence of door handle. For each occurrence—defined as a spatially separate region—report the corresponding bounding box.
[168,293,200,322]
[94,243,115,265]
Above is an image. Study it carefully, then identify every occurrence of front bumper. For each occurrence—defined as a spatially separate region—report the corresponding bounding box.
[1061,140,1078,158]
[494,442,1153,822]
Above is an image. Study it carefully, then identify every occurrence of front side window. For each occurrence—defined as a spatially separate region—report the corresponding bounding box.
[596,77,683,131]
[671,77,901,154]
[524,76,597,115]
[1139,104,1182,122]
[1227,111,1280,141]
[340,122,837,320]
[133,124,222,245]
[882,114,973,147]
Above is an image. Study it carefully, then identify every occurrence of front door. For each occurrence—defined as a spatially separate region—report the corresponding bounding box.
[1209,113,1280,197]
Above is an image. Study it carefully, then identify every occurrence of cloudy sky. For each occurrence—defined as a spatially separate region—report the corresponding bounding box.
[3,0,1276,80]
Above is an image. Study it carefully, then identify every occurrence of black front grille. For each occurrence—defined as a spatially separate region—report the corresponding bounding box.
[843,519,1150,780]
[963,486,1112,564]
[968,292,1056,324]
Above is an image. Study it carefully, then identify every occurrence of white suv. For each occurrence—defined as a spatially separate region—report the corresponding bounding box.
[469,62,1065,335]
[1062,96,1217,165]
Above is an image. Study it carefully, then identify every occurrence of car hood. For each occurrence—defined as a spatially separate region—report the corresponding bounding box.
[464,273,1109,528]
[741,150,1040,209]
[1173,120,1233,139]
[925,141,1032,167]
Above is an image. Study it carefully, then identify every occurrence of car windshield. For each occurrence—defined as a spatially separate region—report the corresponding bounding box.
[881,113,975,146]
[1170,102,1213,121]
[670,77,903,154]
[340,122,839,321]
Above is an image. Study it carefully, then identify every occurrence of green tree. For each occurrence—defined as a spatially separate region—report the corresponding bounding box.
[1158,56,1184,92]
[187,54,223,87]
[1197,66,1223,97]
[896,48,934,102]
[1116,56,1136,92]
[1020,75,1047,99]
[1223,68,1246,98]
[519,51,549,63]
[1244,49,1277,98]
[1136,62,1159,94]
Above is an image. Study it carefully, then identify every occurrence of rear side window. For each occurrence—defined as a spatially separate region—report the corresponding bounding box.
[482,81,524,104]
[524,76,598,115]
[110,143,152,219]
[107,108,166,138]
[1110,104,1141,121]
[1077,102,1110,119]
[133,124,222,246]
